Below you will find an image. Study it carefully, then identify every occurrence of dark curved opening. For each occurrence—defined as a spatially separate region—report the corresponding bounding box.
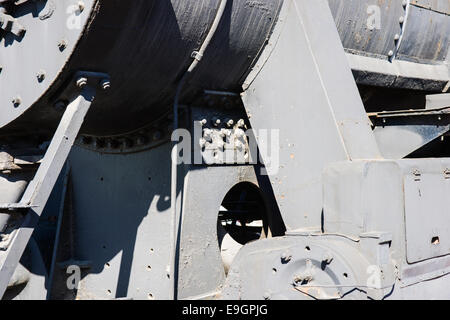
[218,182,268,245]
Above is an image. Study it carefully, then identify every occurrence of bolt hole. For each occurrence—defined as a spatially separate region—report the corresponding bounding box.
[343,273,348,278]
[432,236,440,245]
[305,246,311,251]
[105,262,110,268]
[100,177,104,181]
[148,293,154,300]
[272,268,277,274]
[147,265,152,270]
[107,290,111,295]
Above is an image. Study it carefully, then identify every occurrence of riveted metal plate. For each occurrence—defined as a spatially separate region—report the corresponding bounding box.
[0,0,95,128]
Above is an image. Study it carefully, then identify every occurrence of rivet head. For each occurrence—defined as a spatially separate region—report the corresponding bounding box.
[12,96,22,107]
[37,70,46,82]
[54,100,68,111]
[78,1,85,12]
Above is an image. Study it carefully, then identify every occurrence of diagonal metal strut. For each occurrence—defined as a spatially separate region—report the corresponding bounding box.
[0,86,96,298]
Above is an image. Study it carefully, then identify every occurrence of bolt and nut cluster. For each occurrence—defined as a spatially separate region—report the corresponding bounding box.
[199,117,250,164]
[76,77,111,91]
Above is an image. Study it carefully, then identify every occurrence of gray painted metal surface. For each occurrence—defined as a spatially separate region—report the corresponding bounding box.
[323,159,450,294]
[222,159,450,300]
[0,85,95,297]
[242,0,380,230]
[1,0,450,301]
[370,105,450,158]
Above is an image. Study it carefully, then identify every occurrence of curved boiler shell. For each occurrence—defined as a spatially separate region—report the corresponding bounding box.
[0,0,283,136]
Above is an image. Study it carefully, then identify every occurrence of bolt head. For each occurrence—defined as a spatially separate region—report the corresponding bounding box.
[58,39,67,51]
[322,252,334,264]
[76,77,88,89]
[100,79,111,91]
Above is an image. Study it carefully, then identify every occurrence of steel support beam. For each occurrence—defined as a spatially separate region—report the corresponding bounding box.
[0,86,95,298]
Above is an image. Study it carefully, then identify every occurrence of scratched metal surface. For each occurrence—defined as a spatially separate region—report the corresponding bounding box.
[327,0,404,59]
[397,3,450,64]
[328,0,449,65]
[410,0,450,14]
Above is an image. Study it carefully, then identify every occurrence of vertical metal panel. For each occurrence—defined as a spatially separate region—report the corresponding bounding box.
[67,144,174,299]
